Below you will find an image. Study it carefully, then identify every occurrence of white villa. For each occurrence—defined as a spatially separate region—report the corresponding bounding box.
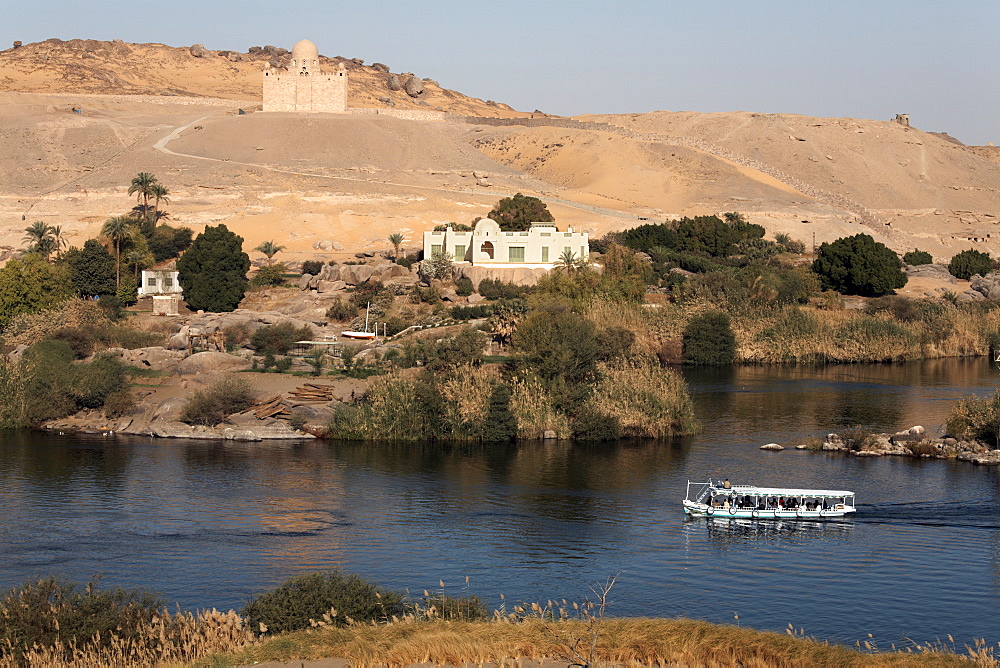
[139,261,182,297]
[422,219,589,269]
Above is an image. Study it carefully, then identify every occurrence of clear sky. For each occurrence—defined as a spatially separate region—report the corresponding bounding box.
[4,0,998,144]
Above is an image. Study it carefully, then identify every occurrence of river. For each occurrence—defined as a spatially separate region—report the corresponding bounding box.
[0,358,998,648]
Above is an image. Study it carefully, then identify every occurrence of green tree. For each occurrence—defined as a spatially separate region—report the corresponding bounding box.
[149,224,194,262]
[387,232,404,259]
[811,233,907,297]
[948,249,993,280]
[48,225,68,259]
[422,250,454,280]
[902,249,933,266]
[101,216,136,287]
[176,224,251,312]
[254,240,286,266]
[0,255,73,330]
[487,193,554,232]
[683,311,737,365]
[127,172,158,214]
[22,221,54,259]
[513,303,600,411]
[481,384,517,442]
[62,239,116,298]
[149,183,170,223]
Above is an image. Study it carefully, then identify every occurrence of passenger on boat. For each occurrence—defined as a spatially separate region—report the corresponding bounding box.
[723,478,731,489]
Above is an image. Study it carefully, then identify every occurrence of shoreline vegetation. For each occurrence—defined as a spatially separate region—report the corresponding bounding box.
[0,573,993,668]
[3,204,1000,444]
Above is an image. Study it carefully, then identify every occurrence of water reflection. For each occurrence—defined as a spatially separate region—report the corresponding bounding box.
[687,516,855,546]
[0,358,999,646]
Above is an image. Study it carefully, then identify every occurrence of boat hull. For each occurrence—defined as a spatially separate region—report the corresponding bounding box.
[682,499,854,520]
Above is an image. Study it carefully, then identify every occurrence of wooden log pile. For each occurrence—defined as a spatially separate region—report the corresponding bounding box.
[246,395,288,420]
[287,383,336,406]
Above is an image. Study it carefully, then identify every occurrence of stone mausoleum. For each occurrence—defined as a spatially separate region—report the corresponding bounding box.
[422,219,590,269]
[262,39,347,113]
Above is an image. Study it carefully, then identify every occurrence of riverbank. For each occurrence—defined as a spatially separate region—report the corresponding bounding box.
[216,618,986,668]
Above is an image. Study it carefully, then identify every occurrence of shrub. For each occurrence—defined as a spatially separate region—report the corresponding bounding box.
[274,357,293,373]
[480,384,517,442]
[301,260,324,276]
[451,304,493,320]
[839,425,876,452]
[683,311,736,365]
[812,233,907,296]
[103,389,136,418]
[903,249,933,266]
[487,193,554,232]
[478,278,530,300]
[250,322,313,355]
[70,353,131,409]
[222,322,252,350]
[242,571,404,634]
[946,390,1000,446]
[180,375,255,426]
[326,299,358,322]
[0,577,165,662]
[250,263,287,287]
[948,249,993,280]
[455,276,473,296]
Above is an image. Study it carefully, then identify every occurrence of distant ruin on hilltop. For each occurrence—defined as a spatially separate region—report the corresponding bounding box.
[262,39,347,113]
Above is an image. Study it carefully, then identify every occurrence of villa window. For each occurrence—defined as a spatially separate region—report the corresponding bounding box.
[147,278,157,287]
[580,246,586,259]
[454,245,465,261]
[431,244,442,256]
[541,247,549,263]
[564,246,572,257]
[509,247,525,263]
[165,277,174,287]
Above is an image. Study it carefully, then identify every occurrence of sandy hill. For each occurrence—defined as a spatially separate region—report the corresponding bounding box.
[0,39,527,118]
[1,38,999,266]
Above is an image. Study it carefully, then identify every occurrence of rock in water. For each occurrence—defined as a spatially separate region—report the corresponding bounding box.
[759,443,785,451]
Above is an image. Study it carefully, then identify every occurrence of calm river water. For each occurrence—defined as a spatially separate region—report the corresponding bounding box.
[1,358,999,648]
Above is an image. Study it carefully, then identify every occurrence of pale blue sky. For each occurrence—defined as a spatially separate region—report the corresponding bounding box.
[4,0,997,144]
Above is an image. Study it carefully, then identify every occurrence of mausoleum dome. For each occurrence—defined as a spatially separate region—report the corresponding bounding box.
[291,39,319,68]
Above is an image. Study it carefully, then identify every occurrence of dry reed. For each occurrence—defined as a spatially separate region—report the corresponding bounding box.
[220,617,993,668]
[591,362,697,438]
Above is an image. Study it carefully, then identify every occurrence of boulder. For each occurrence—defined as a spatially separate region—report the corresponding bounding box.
[958,289,986,303]
[166,326,190,350]
[313,239,333,251]
[387,74,402,91]
[371,62,390,73]
[970,273,1000,300]
[403,75,424,97]
[189,43,209,58]
[298,274,314,289]
[456,265,548,288]
[174,351,252,375]
[119,347,186,372]
[316,280,347,293]
[759,443,785,451]
[467,294,486,304]
[340,264,376,285]
[372,263,409,280]
[378,96,395,106]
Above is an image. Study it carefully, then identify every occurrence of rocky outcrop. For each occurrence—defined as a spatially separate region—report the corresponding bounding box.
[454,265,550,288]
[189,43,209,58]
[387,74,402,91]
[300,262,415,290]
[174,351,252,375]
[904,263,955,281]
[968,273,1000,300]
[818,426,999,464]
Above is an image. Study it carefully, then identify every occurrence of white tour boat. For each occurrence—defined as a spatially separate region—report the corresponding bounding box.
[683,479,856,519]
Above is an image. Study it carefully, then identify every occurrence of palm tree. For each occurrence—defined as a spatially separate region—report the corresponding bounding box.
[48,225,68,259]
[556,248,578,273]
[126,248,148,284]
[150,183,170,223]
[387,232,404,259]
[22,221,51,249]
[128,172,158,216]
[101,215,135,287]
[254,240,286,266]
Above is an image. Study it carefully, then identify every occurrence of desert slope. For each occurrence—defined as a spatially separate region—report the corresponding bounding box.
[0,39,527,118]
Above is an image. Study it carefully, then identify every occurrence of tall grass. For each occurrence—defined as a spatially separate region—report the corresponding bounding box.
[590,363,697,438]
[216,618,992,668]
[508,374,571,439]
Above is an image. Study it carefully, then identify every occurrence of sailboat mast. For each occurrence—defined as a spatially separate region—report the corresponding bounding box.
[365,302,370,332]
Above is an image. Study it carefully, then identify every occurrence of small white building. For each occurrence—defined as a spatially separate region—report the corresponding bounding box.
[139,261,182,297]
[422,219,589,269]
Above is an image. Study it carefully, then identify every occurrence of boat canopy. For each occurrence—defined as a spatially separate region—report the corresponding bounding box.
[714,484,853,498]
